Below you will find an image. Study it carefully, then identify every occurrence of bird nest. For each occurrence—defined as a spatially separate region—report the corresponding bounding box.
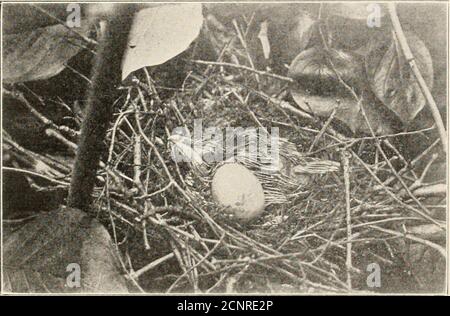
[79,58,445,294]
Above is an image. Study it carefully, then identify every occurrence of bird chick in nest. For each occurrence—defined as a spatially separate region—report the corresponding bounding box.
[168,127,340,206]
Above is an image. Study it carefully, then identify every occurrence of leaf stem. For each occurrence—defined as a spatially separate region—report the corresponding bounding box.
[387,3,447,153]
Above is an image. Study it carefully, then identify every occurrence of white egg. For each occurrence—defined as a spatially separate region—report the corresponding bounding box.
[211,163,265,221]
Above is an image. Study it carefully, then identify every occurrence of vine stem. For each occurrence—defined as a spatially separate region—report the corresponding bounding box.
[387,3,447,153]
[341,150,353,290]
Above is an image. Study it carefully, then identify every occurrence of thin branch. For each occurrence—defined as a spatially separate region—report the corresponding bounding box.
[2,166,70,186]
[341,150,353,289]
[130,253,175,279]
[370,225,446,257]
[388,3,447,153]
[30,4,97,46]
[190,60,294,83]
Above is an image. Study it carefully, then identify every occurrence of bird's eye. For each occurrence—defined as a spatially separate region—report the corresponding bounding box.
[386,88,397,98]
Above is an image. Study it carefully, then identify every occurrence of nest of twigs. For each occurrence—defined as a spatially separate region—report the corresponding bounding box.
[4,30,446,294]
[68,55,442,293]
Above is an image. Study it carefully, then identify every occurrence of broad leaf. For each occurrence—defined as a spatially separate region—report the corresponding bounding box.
[404,243,445,292]
[324,3,386,20]
[284,10,316,62]
[288,47,394,135]
[3,267,70,293]
[3,207,129,293]
[2,3,73,35]
[365,32,434,124]
[122,3,203,80]
[323,3,387,51]
[3,24,88,84]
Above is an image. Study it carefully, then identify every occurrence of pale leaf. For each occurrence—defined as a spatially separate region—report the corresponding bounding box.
[122,4,203,80]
